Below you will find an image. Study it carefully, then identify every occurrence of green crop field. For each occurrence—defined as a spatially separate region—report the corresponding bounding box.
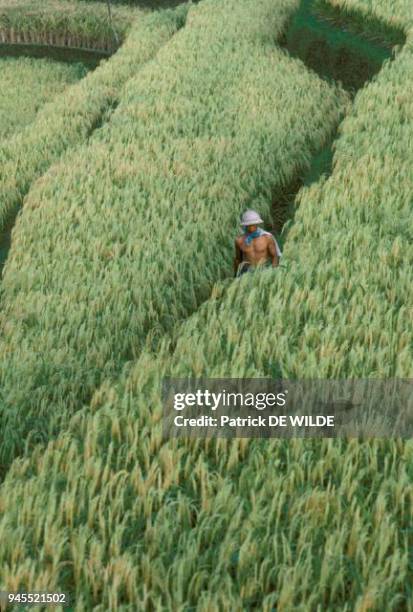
[0,0,146,53]
[0,57,87,140]
[0,0,412,609]
[0,5,186,275]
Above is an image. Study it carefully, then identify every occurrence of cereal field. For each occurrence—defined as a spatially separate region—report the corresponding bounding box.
[0,0,412,609]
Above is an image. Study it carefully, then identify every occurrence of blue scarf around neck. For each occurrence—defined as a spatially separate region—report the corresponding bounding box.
[243,227,265,245]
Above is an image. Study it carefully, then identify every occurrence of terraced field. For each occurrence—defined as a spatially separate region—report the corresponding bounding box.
[0,0,412,609]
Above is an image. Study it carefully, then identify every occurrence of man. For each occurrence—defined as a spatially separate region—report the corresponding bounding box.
[234,209,282,277]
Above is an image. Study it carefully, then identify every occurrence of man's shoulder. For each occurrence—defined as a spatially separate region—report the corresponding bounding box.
[261,231,275,243]
[256,231,273,242]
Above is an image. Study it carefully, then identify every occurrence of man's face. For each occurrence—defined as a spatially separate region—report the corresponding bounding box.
[246,224,257,233]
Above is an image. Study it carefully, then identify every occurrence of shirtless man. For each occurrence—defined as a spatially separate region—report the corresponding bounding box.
[234,210,280,277]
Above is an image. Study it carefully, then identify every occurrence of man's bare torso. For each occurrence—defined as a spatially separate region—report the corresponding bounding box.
[235,233,275,267]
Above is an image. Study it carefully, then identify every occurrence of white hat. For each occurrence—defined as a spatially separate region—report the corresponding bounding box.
[240,209,264,226]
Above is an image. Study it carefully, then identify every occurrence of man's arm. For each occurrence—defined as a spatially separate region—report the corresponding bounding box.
[234,238,242,274]
[268,236,279,267]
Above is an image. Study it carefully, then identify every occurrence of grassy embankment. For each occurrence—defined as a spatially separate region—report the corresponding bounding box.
[0,0,412,609]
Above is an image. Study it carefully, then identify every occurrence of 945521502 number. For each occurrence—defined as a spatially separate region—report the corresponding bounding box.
[0,591,70,608]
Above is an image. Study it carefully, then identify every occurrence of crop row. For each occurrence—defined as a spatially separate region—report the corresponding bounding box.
[0,371,411,608]
[0,57,87,141]
[0,0,348,466]
[314,0,409,47]
[0,6,186,238]
[323,0,413,32]
[0,0,140,51]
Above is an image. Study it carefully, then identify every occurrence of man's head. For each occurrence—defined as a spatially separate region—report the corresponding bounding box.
[240,210,263,233]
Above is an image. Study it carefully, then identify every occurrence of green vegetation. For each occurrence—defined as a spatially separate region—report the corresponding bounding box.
[2,398,411,609]
[0,0,412,608]
[0,5,186,273]
[322,0,413,35]
[0,55,88,274]
[0,0,348,466]
[67,0,188,7]
[0,0,140,50]
[160,45,413,382]
[281,0,406,92]
[0,57,87,140]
